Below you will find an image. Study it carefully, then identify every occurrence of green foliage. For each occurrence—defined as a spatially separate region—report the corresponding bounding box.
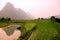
[20,22,36,40]
[37,18,40,20]
[41,18,44,20]
[29,20,57,40]
[0,17,5,22]
[0,19,60,40]
[51,23,60,40]
[0,17,11,22]
[50,16,56,23]
[7,17,11,21]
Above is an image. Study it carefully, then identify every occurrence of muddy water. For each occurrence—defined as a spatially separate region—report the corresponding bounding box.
[0,25,21,40]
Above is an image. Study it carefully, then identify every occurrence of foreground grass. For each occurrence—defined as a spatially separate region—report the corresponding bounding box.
[17,20,58,40]
[29,20,57,40]
[19,20,37,40]
[0,20,60,40]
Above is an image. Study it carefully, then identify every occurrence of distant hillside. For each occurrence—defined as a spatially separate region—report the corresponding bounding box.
[0,2,34,19]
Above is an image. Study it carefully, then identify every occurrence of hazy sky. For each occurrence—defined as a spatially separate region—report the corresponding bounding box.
[0,0,60,18]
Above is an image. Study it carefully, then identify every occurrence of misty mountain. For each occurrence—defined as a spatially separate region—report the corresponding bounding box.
[0,2,34,19]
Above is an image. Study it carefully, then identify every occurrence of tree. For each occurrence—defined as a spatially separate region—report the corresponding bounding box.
[50,16,56,23]
[1,17,5,20]
[0,17,5,22]
[37,18,40,20]
[6,17,11,21]
[0,17,11,22]
[41,18,44,20]
[5,17,11,22]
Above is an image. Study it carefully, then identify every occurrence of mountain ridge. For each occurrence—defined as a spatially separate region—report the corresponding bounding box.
[0,2,34,19]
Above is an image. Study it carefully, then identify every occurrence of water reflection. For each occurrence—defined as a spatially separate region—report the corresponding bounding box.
[0,25,21,40]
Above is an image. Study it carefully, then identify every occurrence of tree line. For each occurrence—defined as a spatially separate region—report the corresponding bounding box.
[0,17,11,22]
[50,16,60,23]
[37,16,60,23]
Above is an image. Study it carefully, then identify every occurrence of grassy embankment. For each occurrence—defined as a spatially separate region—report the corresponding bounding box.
[17,20,60,40]
[0,20,60,40]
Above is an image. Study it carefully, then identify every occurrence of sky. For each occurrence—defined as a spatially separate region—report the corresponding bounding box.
[0,0,60,18]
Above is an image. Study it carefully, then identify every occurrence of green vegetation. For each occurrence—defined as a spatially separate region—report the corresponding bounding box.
[52,23,60,40]
[0,17,11,22]
[0,18,60,40]
[50,16,56,23]
[20,22,37,40]
[29,20,57,40]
